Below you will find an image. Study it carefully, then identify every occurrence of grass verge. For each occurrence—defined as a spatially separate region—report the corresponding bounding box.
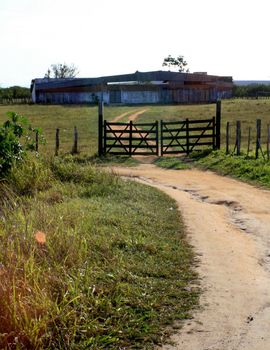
[0,155,198,349]
[153,150,270,189]
[189,150,270,188]
[154,157,191,170]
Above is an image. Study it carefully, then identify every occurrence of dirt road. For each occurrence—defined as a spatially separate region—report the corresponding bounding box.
[112,163,270,350]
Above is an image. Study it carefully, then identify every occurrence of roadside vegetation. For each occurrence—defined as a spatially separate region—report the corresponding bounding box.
[154,150,270,189]
[0,113,198,349]
[190,150,270,188]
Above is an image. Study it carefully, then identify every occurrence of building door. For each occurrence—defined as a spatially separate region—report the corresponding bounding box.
[109,90,121,104]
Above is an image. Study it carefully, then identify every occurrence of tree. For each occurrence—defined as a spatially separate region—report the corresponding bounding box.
[44,63,79,79]
[162,55,189,73]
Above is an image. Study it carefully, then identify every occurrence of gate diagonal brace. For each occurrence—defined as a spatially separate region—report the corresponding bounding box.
[132,124,155,153]
[163,123,186,153]
[106,124,130,153]
[189,120,212,152]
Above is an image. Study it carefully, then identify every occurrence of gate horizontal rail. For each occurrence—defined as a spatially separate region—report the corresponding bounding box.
[161,117,216,155]
[103,120,159,156]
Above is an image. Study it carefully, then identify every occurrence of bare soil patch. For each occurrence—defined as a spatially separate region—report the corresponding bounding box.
[111,164,270,350]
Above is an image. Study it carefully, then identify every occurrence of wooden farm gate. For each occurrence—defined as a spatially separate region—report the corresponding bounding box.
[161,117,217,155]
[98,101,221,157]
[103,120,159,155]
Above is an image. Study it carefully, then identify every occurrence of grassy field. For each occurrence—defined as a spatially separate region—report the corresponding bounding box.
[0,155,198,349]
[1,99,270,157]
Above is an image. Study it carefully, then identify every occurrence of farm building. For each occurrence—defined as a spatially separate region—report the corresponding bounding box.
[31,70,233,104]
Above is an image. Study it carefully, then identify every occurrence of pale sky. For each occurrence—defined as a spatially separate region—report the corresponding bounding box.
[1,0,270,87]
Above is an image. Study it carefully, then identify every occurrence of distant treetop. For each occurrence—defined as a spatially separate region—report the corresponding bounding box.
[44,63,79,79]
[162,55,189,73]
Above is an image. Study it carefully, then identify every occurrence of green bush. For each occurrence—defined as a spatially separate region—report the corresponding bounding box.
[0,111,41,175]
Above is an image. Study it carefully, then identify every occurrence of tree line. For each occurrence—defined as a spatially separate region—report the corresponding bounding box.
[233,84,270,98]
[0,86,31,101]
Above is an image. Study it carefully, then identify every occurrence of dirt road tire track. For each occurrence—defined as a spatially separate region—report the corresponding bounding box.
[111,164,270,350]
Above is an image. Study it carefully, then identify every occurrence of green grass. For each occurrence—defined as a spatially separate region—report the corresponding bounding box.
[189,150,270,188]
[0,105,137,157]
[0,155,198,349]
[154,157,191,170]
[1,99,270,157]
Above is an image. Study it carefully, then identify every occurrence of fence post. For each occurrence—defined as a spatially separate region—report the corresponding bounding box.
[155,120,159,156]
[256,119,261,159]
[247,127,251,157]
[72,126,78,154]
[98,101,104,157]
[35,130,39,152]
[216,100,221,149]
[129,120,133,156]
[226,122,230,154]
[236,121,241,156]
[212,117,216,150]
[160,120,163,156]
[186,118,189,155]
[55,128,60,156]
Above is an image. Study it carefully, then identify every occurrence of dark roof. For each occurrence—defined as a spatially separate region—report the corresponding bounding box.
[32,70,233,91]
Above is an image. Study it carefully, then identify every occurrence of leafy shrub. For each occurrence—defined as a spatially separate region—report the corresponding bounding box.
[0,111,41,175]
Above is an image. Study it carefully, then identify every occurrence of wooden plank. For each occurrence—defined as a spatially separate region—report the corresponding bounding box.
[155,120,159,156]
[107,122,157,127]
[107,144,157,149]
[236,121,241,156]
[108,151,157,155]
[163,126,213,133]
[129,121,132,156]
[212,116,216,150]
[105,137,157,141]
[163,118,213,125]
[161,150,187,154]
[72,126,78,154]
[105,129,157,134]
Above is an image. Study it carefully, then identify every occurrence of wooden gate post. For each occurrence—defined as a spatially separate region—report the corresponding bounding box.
[216,100,221,150]
[129,120,133,156]
[256,119,261,159]
[72,126,78,154]
[186,118,190,155]
[98,101,104,157]
[155,121,159,156]
[55,128,60,156]
[212,117,216,150]
[226,122,230,154]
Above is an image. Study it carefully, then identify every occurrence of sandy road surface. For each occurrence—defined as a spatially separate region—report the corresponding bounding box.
[111,163,270,350]
[111,109,148,123]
